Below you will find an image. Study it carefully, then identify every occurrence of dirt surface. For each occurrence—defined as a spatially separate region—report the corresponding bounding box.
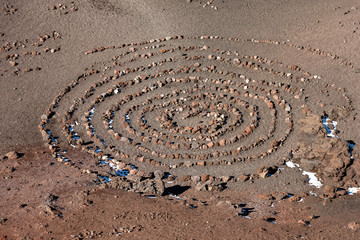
[1,0,360,239]
[1,150,360,239]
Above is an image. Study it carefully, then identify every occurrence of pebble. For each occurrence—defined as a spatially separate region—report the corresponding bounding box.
[0,218,8,225]
[348,222,360,231]
[191,142,199,149]
[297,219,310,226]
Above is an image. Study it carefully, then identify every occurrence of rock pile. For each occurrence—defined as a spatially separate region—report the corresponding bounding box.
[48,1,78,14]
[2,4,16,15]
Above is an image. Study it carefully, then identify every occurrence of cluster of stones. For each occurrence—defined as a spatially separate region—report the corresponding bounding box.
[156,104,232,135]
[124,83,250,141]
[106,80,278,152]
[0,31,61,75]
[201,0,218,10]
[2,4,16,15]
[39,35,354,186]
[186,0,219,10]
[48,2,78,13]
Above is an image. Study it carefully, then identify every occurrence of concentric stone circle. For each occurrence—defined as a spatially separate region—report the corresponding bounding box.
[39,35,354,185]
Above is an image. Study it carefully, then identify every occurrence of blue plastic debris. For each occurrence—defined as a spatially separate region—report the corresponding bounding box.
[99,176,111,183]
[115,169,129,177]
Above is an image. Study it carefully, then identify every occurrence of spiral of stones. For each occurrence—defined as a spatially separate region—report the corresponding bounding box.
[39,35,353,182]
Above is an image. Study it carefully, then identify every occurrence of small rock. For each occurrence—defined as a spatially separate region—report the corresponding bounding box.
[258,171,268,178]
[191,142,199,149]
[272,192,287,201]
[258,193,274,200]
[288,196,301,202]
[127,175,143,183]
[322,185,336,199]
[216,201,225,207]
[177,175,191,182]
[131,179,164,195]
[154,170,164,180]
[348,221,360,231]
[197,161,205,166]
[46,194,59,204]
[5,151,20,160]
[285,105,291,112]
[0,218,8,225]
[239,174,249,182]
[201,174,209,182]
[154,179,165,195]
[219,139,226,146]
[195,182,207,191]
[210,184,224,192]
[297,219,310,226]
[263,217,276,223]
[43,204,62,219]
[336,189,347,197]
[191,175,200,182]
[195,181,223,192]
[222,176,231,182]
[129,169,138,175]
[257,165,271,178]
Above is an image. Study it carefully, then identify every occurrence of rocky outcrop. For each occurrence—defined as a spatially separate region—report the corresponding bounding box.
[105,175,165,196]
[293,114,359,189]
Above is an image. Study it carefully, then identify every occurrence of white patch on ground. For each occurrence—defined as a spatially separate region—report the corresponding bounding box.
[322,115,338,138]
[285,161,299,168]
[286,161,323,188]
[302,171,323,188]
[309,191,318,197]
[145,195,157,199]
[169,195,183,200]
[347,187,360,195]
